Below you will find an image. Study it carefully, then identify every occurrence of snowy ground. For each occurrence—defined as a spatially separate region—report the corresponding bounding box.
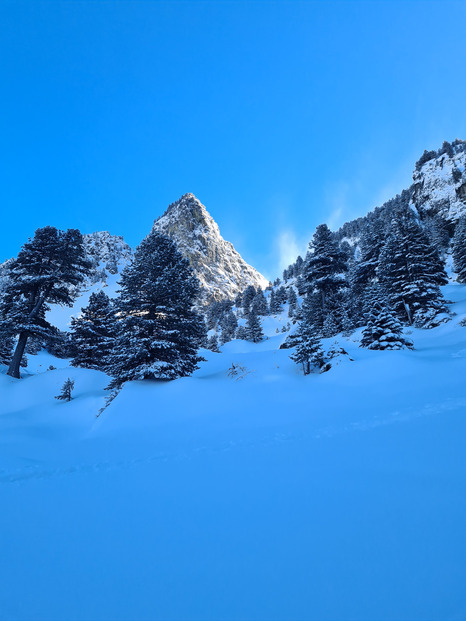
[1,284,466,621]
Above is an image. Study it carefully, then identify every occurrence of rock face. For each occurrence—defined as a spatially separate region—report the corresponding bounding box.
[83,231,133,285]
[412,140,466,223]
[152,193,268,303]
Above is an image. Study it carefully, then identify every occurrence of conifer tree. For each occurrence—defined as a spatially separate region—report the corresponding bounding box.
[219,310,238,345]
[0,334,14,366]
[453,216,466,283]
[106,230,205,388]
[235,325,248,340]
[360,303,414,351]
[207,333,220,353]
[269,289,282,314]
[289,321,323,375]
[55,378,75,402]
[242,285,257,316]
[377,208,447,326]
[251,290,268,316]
[0,227,91,378]
[245,310,264,343]
[301,224,348,331]
[70,291,116,371]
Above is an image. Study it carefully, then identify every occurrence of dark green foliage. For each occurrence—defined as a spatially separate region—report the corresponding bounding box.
[453,216,466,283]
[55,378,75,402]
[106,230,205,388]
[251,290,268,316]
[360,303,414,351]
[0,227,91,378]
[289,322,323,375]
[70,291,116,370]
[241,285,257,316]
[235,325,248,340]
[301,224,348,331]
[0,334,14,366]
[269,289,282,314]
[377,208,447,326]
[219,310,238,345]
[245,310,263,343]
[207,333,220,352]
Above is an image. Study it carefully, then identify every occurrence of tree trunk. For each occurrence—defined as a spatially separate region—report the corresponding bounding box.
[7,331,29,379]
[403,299,413,325]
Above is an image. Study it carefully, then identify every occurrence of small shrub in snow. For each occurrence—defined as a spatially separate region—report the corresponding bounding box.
[227,363,252,380]
[55,378,75,402]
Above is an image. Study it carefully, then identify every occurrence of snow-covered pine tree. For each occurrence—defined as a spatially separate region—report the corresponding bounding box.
[269,289,282,314]
[287,287,298,318]
[351,216,386,289]
[0,227,91,378]
[207,333,220,352]
[219,310,238,345]
[70,291,116,371]
[360,302,414,351]
[289,321,324,375]
[300,224,348,331]
[0,334,14,366]
[242,285,257,316]
[106,230,205,388]
[235,325,248,340]
[245,309,264,343]
[453,215,466,283]
[55,378,75,402]
[377,208,447,326]
[251,289,268,316]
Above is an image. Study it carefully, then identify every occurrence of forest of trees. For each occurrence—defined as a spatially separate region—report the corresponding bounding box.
[1,169,465,383]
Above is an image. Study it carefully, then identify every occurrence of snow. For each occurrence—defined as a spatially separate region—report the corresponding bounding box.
[1,284,466,620]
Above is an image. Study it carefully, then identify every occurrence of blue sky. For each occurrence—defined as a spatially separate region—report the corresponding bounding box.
[1,0,465,279]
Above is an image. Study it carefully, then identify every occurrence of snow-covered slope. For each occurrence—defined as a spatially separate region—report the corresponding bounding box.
[1,282,466,621]
[153,193,269,303]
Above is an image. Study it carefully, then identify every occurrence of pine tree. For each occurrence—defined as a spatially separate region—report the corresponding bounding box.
[55,378,75,402]
[235,325,248,340]
[207,333,220,353]
[106,230,205,388]
[360,303,414,351]
[269,289,282,314]
[301,224,348,331]
[287,287,298,318]
[251,290,268,316]
[289,321,323,375]
[377,208,447,326]
[70,291,116,371]
[245,310,264,343]
[0,227,91,378]
[453,216,466,283]
[242,285,257,316]
[0,334,14,366]
[219,310,238,345]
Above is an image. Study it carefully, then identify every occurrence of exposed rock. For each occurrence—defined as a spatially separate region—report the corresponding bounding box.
[152,193,268,303]
[412,140,466,223]
[83,231,133,284]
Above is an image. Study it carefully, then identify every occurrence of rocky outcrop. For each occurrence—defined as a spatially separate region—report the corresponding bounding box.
[152,193,268,303]
[83,231,133,284]
[412,140,466,223]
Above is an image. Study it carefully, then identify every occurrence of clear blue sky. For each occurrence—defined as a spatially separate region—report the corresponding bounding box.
[1,0,465,279]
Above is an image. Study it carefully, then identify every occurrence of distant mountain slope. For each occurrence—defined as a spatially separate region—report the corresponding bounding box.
[152,193,269,303]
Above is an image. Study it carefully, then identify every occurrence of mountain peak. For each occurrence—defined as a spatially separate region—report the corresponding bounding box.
[153,194,268,303]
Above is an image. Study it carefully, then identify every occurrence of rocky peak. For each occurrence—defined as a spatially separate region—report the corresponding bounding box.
[153,193,268,303]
